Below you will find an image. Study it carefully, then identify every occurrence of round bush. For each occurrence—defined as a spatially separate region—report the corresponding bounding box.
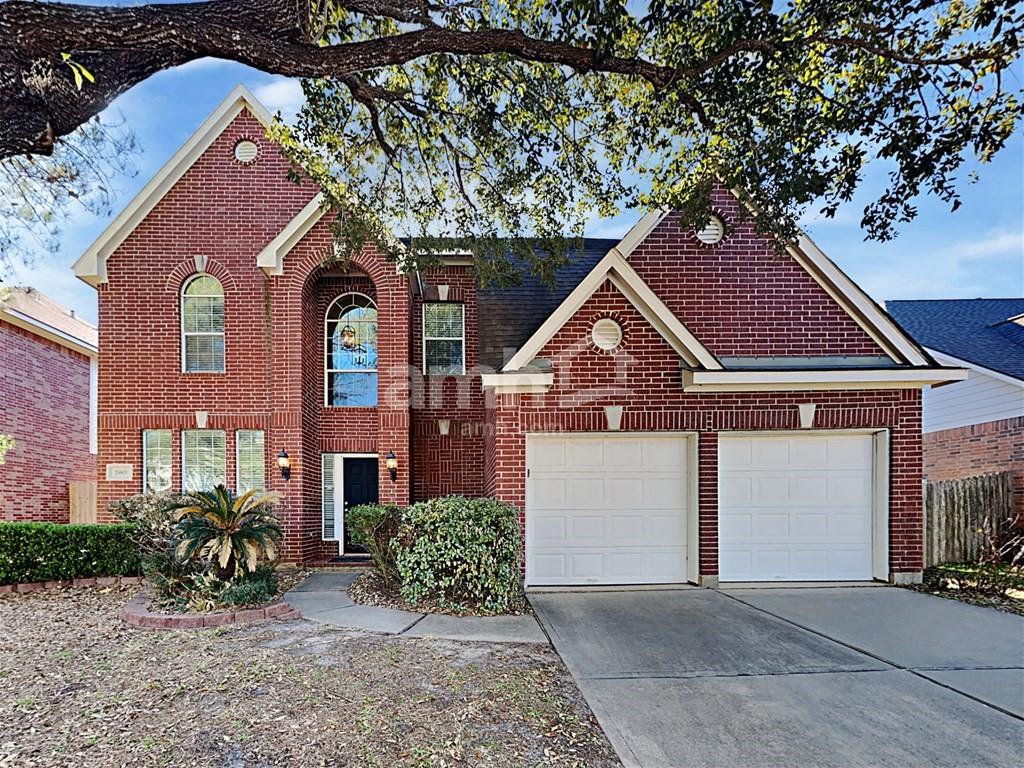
[395,496,522,614]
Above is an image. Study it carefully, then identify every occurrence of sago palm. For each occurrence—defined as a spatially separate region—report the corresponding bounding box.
[173,485,282,581]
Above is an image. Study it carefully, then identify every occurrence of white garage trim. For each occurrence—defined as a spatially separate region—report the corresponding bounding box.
[717,430,890,582]
[525,432,698,587]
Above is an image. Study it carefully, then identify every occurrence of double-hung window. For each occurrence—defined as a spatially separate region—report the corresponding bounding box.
[181,275,225,372]
[423,303,465,375]
[182,429,226,492]
[235,430,265,493]
[142,429,172,493]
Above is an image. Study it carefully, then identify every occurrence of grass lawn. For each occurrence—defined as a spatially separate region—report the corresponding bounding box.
[0,585,620,767]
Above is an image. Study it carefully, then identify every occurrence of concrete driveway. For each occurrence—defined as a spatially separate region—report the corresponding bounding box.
[530,587,1024,768]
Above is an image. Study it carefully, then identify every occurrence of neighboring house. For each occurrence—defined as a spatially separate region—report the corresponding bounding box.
[73,85,965,584]
[887,298,1024,517]
[0,287,98,522]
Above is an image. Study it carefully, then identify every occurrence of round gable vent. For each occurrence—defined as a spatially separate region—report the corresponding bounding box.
[592,318,623,350]
[234,139,259,164]
[695,215,725,245]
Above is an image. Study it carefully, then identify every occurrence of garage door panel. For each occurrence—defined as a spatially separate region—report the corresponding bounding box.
[528,435,689,586]
[719,434,875,582]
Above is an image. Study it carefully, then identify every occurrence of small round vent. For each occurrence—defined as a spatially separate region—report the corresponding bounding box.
[592,318,623,351]
[234,139,259,164]
[695,215,725,245]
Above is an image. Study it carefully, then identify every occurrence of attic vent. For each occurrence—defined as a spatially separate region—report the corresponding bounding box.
[592,318,623,351]
[234,139,259,164]
[695,215,725,245]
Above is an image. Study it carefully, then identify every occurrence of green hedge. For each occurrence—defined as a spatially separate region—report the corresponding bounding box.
[0,522,140,585]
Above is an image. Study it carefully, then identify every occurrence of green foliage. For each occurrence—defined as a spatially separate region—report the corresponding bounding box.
[347,503,402,588]
[270,0,1023,280]
[172,485,283,581]
[0,522,139,585]
[219,566,279,607]
[395,497,522,614]
[0,434,13,465]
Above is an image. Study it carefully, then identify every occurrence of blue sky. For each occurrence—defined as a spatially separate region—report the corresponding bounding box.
[8,57,1023,325]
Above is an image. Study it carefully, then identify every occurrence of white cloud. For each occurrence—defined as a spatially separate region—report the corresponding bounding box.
[948,228,1023,260]
[252,77,305,122]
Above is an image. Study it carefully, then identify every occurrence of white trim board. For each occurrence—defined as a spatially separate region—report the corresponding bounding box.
[925,348,1024,388]
[0,306,98,358]
[74,84,273,287]
[681,367,967,392]
[501,248,722,372]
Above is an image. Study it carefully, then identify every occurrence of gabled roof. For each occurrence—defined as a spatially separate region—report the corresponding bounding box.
[500,242,723,372]
[73,84,273,286]
[887,298,1024,382]
[0,287,98,356]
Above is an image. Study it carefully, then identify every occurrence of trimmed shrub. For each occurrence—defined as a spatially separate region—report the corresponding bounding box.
[220,566,279,607]
[347,503,402,588]
[395,496,522,613]
[0,522,140,585]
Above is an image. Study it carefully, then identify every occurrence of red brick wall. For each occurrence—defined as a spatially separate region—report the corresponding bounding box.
[630,189,884,357]
[487,279,925,576]
[923,417,1024,516]
[0,320,95,522]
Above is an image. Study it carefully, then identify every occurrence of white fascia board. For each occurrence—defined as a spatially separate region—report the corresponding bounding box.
[480,372,553,393]
[73,84,273,286]
[501,245,722,372]
[728,188,930,366]
[681,367,968,392]
[0,307,98,358]
[612,209,669,259]
[926,348,1024,388]
[256,193,327,275]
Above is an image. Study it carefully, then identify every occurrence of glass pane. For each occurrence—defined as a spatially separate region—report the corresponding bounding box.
[425,339,464,375]
[328,321,378,371]
[183,296,224,333]
[424,303,463,338]
[143,429,172,493]
[184,276,223,296]
[236,430,265,493]
[327,371,378,406]
[185,334,224,372]
[182,430,226,492]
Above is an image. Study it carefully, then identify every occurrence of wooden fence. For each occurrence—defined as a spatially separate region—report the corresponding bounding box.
[923,471,1014,567]
[68,481,97,524]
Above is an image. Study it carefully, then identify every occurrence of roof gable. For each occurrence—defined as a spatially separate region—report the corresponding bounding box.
[73,84,273,286]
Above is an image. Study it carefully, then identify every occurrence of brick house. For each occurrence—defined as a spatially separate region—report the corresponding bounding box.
[73,85,966,584]
[0,287,98,522]
[887,299,1024,517]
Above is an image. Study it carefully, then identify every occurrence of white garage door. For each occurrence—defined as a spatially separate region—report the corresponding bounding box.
[526,434,689,586]
[718,434,875,581]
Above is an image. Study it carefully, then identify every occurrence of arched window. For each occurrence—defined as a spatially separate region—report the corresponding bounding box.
[325,293,378,406]
[181,275,225,372]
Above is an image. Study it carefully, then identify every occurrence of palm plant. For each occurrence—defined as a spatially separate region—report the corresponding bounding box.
[172,485,282,581]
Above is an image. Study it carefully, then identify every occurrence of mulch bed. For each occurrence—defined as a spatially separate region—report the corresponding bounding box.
[905,584,1024,616]
[349,568,532,616]
[0,583,619,768]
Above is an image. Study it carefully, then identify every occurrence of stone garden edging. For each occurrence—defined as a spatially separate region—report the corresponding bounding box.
[120,591,302,629]
[0,575,144,594]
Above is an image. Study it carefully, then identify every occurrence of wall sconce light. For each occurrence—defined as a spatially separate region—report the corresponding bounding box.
[277,448,291,480]
[385,450,398,481]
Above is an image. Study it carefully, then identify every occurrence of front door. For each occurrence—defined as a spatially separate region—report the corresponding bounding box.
[321,454,379,555]
[342,457,378,553]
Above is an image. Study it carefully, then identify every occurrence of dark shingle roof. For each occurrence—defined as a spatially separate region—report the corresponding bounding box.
[477,239,619,371]
[886,298,1024,381]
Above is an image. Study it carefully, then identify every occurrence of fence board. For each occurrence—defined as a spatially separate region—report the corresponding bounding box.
[68,481,97,524]
[924,472,1014,567]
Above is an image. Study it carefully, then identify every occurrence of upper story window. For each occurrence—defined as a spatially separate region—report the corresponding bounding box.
[424,302,465,375]
[325,293,378,407]
[181,275,225,373]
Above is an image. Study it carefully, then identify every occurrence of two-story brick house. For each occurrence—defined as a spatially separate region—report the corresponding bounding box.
[74,85,965,585]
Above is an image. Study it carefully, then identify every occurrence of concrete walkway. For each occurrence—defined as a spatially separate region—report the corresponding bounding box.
[531,586,1024,768]
[283,571,547,644]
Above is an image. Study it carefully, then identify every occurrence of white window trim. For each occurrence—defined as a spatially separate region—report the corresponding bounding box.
[422,301,466,376]
[235,429,265,493]
[322,452,378,555]
[141,429,173,494]
[180,274,225,374]
[324,292,378,408]
[181,429,227,492]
